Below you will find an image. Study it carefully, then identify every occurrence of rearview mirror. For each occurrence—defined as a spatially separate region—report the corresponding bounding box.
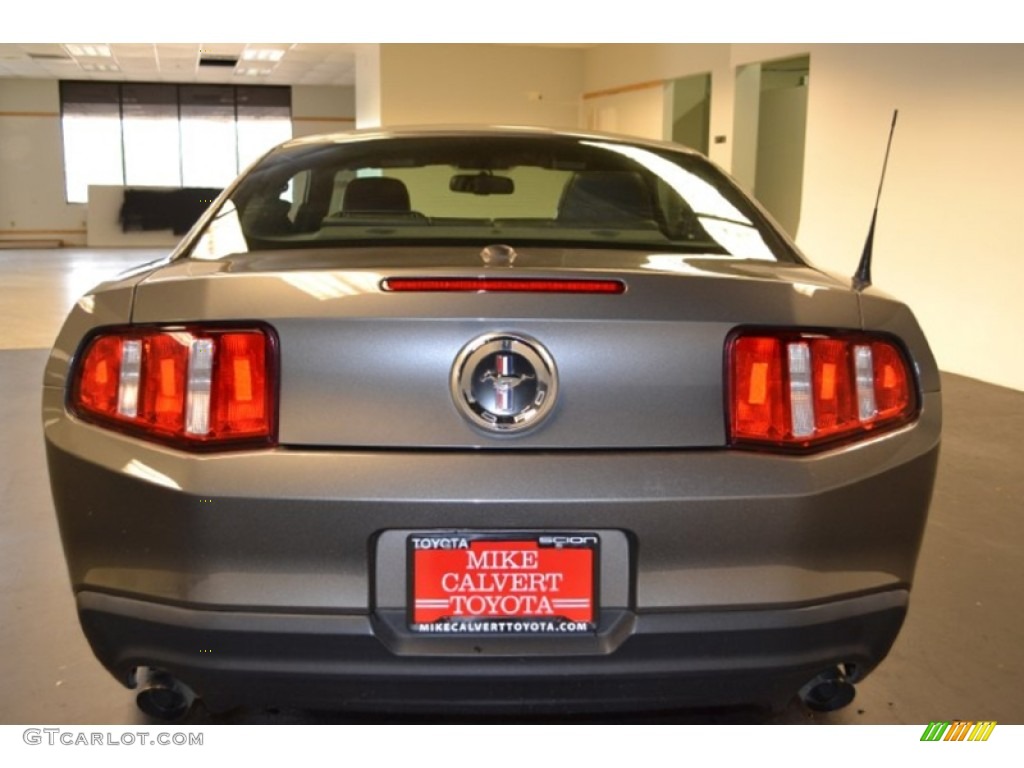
[449,173,515,196]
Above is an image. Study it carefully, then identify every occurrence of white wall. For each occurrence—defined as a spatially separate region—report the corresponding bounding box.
[584,83,665,141]
[377,44,585,128]
[355,44,382,129]
[582,43,1024,392]
[583,45,734,166]
[291,85,356,138]
[791,44,1024,392]
[0,80,87,245]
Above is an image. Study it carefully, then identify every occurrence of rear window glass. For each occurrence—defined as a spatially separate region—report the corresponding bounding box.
[188,134,798,263]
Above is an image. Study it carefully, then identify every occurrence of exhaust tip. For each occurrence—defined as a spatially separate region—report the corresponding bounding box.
[798,666,856,712]
[135,669,196,721]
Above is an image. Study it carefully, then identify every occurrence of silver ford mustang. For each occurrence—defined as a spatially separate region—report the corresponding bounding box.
[43,126,940,720]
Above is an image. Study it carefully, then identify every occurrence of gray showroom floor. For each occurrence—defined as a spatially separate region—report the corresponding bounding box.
[0,248,1021,724]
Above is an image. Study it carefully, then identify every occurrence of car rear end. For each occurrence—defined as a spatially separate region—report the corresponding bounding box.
[43,128,941,716]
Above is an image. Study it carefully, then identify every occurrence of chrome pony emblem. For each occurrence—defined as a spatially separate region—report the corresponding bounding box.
[481,354,535,413]
[451,334,558,433]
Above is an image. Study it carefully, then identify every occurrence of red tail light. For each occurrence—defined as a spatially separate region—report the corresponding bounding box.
[381,278,626,294]
[72,326,276,450]
[729,330,917,451]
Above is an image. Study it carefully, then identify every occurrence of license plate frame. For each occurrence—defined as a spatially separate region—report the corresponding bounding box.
[407,532,599,635]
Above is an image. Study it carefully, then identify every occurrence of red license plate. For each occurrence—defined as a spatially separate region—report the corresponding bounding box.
[409,533,598,634]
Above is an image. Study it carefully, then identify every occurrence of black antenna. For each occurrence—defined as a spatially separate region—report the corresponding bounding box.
[853,109,899,291]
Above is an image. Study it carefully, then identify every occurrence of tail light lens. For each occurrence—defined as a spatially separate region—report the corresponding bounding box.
[728,330,917,451]
[71,326,276,450]
[381,278,626,294]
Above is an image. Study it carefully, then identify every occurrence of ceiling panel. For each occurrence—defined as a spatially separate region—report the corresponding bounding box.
[110,44,156,57]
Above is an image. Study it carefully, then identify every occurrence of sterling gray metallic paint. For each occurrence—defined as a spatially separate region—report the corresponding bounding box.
[112,250,882,450]
[43,126,941,713]
[45,398,939,610]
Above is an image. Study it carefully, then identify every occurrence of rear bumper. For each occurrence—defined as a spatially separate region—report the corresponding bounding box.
[45,389,940,711]
[79,589,907,713]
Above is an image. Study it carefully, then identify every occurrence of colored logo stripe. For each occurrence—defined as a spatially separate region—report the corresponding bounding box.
[921,721,997,742]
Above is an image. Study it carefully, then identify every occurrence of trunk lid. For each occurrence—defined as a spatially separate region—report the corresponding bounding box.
[131,247,860,449]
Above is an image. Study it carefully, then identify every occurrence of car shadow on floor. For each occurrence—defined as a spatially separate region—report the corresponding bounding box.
[175,697,843,725]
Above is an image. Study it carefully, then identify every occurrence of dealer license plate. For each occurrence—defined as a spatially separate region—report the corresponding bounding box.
[408,533,598,635]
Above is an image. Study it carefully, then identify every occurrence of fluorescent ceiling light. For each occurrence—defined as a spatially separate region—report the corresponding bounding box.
[66,44,113,58]
[242,49,285,62]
